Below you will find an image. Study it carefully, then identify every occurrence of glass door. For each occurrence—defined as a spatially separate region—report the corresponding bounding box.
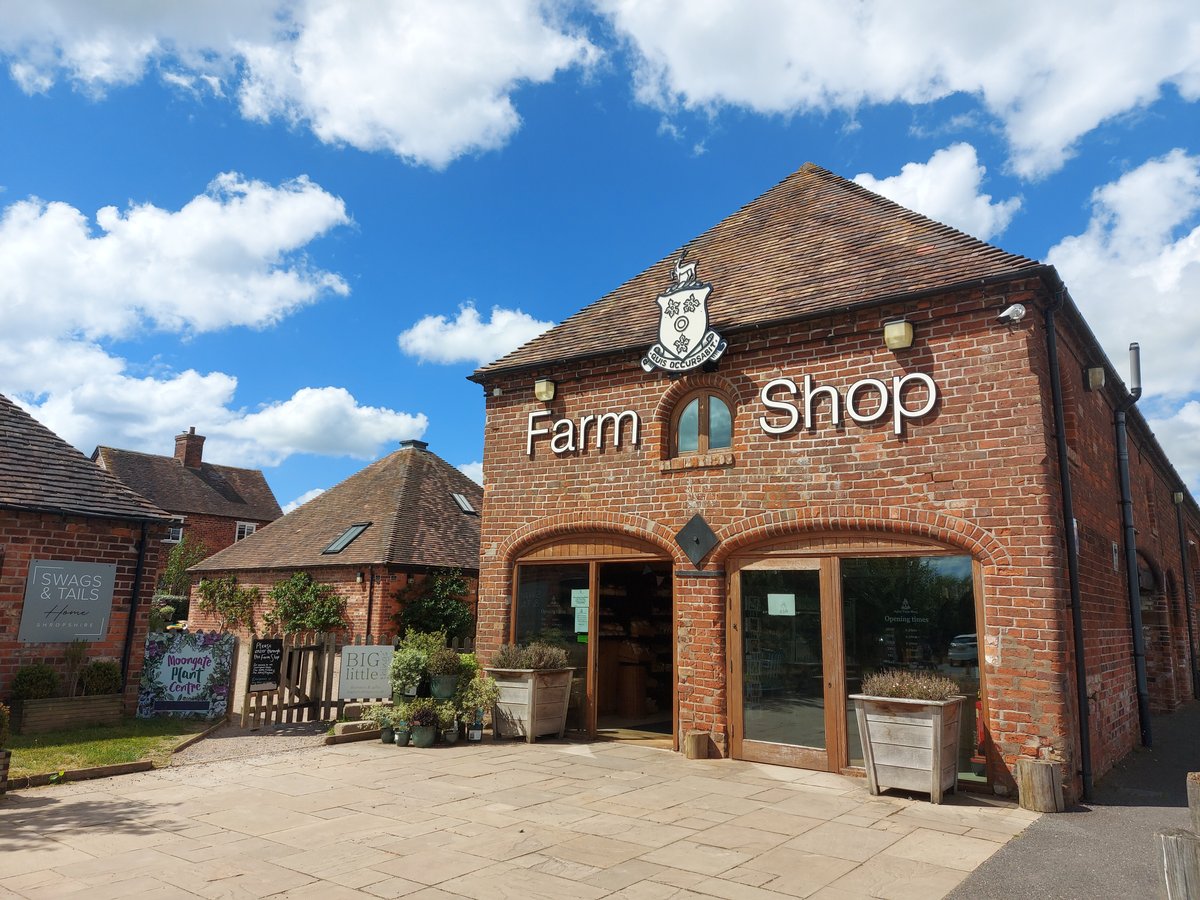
[730,560,843,770]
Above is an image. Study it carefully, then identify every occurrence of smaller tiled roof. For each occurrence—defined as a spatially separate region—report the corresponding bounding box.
[0,393,171,522]
[192,441,483,573]
[472,162,1041,379]
[93,446,282,522]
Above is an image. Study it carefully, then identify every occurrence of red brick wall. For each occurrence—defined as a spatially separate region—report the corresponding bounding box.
[475,276,1200,800]
[172,512,273,560]
[0,509,168,711]
[187,565,479,642]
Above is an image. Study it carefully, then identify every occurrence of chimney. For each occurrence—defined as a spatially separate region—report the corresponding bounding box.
[400,439,429,450]
[175,427,205,468]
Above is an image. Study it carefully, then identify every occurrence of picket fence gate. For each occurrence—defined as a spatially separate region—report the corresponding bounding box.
[240,632,474,729]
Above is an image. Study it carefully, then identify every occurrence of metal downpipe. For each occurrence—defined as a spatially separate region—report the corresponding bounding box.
[1175,498,1200,701]
[1116,342,1152,747]
[121,520,151,686]
[1045,295,1093,802]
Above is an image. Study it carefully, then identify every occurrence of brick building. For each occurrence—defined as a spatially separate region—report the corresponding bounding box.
[469,163,1200,802]
[1,393,173,710]
[188,440,483,640]
[92,427,282,560]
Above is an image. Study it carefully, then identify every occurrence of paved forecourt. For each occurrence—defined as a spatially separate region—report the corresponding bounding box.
[0,738,1037,899]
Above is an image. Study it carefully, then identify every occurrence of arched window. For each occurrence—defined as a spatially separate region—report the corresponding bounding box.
[672,391,732,456]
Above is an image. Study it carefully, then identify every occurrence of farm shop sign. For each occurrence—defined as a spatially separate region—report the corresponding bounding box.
[759,373,938,437]
[18,560,117,642]
[527,409,640,456]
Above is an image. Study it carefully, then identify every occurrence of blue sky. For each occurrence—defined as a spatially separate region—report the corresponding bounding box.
[1,1,1199,511]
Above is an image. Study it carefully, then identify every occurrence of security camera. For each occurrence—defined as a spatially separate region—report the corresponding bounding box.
[997,303,1026,324]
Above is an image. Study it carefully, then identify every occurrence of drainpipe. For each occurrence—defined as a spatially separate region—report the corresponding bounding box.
[1116,342,1152,748]
[120,520,151,686]
[365,566,376,642]
[1174,495,1200,700]
[1044,292,1093,802]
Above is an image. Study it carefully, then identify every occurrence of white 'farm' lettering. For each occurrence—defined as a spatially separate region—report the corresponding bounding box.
[528,410,640,457]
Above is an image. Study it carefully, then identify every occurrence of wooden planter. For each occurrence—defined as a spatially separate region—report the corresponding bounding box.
[485,667,573,743]
[850,694,964,804]
[13,694,124,735]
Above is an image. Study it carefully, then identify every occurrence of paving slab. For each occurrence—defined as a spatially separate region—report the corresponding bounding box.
[1,736,1037,899]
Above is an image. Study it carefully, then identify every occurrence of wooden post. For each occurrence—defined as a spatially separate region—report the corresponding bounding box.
[1158,828,1200,898]
[1016,758,1065,813]
[684,731,709,760]
[1188,772,1199,836]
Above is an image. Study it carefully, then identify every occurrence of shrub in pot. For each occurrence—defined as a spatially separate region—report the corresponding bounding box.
[436,701,460,744]
[850,669,964,804]
[485,642,573,743]
[390,647,427,699]
[403,698,439,748]
[10,663,60,702]
[458,674,500,733]
[79,660,122,696]
[362,703,395,743]
[427,647,462,699]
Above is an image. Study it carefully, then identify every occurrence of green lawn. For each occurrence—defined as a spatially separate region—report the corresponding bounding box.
[7,717,209,780]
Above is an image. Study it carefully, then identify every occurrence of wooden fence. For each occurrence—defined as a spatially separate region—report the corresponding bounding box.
[239,632,474,729]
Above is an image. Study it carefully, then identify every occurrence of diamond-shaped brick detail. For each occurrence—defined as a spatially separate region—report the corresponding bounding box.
[676,513,718,567]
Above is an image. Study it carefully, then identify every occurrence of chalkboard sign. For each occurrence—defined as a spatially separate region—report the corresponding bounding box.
[249,638,283,692]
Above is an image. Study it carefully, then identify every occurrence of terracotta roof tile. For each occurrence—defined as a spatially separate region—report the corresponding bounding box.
[93,446,282,522]
[192,441,482,572]
[472,163,1039,379]
[0,393,171,521]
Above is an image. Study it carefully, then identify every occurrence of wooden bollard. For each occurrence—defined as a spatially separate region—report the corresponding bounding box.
[684,731,709,760]
[1015,758,1065,812]
[1158,828,1200,899]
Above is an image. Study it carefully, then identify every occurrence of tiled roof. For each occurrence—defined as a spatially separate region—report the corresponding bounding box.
[192,441,483,572]
[93,447,282,522]
[472,163,1040,379]
[0,393,171,521]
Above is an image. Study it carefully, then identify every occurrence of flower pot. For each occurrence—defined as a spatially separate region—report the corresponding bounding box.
[394,727,410,747]
[442,726,460,745]
[430,675,458,699]
[380,725,394,744]
[484,667,573,743]
[850,693,964,804]
[410,724,437,748]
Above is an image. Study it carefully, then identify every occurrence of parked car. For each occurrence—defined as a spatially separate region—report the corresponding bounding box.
[948,633,978,666]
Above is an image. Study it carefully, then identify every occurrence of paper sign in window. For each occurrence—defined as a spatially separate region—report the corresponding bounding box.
[570,588,590,608]
[767,593,796,616]
[575,605,590,632]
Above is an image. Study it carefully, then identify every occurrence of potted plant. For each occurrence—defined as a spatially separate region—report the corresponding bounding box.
[457,672,500,740]
[436,701,460,745]
[850,669,965,804]
[390,646,427,700]
[427,647,462,699]
[484,642,574,743]
[0,701,10,796]
[403,697,439,748]
[362,703,395,743]
[390,708,410,747]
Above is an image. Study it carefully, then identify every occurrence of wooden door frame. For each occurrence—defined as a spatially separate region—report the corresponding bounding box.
[511,541,674,744]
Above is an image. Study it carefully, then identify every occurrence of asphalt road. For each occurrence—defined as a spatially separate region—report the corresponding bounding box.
[949,698,1200,899]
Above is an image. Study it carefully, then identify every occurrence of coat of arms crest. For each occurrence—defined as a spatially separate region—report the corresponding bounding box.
[641,257,727,373]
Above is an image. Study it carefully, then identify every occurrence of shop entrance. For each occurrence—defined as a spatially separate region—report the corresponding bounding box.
[730,545,985,782]
[512,536,675,743]
[596,561,673,736]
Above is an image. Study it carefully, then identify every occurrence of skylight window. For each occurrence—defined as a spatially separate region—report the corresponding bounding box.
[452,493,476,514]
[323,522,370,554]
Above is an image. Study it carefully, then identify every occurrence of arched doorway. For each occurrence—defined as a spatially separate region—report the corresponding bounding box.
[511,533,675,740]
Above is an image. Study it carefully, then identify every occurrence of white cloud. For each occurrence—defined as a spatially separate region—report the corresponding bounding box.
[1047,149,1200,492]
[598,0,1200,177]
[0,0,598,168]
[398,302,554,366]
[0,172,350,342]
[853,144,1020,241]
[0,174,427,467]
[458,461,484,485]
[1047,149,1200,397]
[283,487,327,514]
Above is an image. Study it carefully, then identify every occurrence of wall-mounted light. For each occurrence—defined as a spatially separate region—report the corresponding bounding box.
[1085,366,1106,392]
[356,571,364,584]
[533,378,556,401]
[883,319,914,350]
[1174,491,1185,506]
[491,386,502,397]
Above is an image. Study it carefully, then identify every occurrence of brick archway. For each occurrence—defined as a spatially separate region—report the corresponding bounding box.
[499,512,686,568]
[712,504,1012,568]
